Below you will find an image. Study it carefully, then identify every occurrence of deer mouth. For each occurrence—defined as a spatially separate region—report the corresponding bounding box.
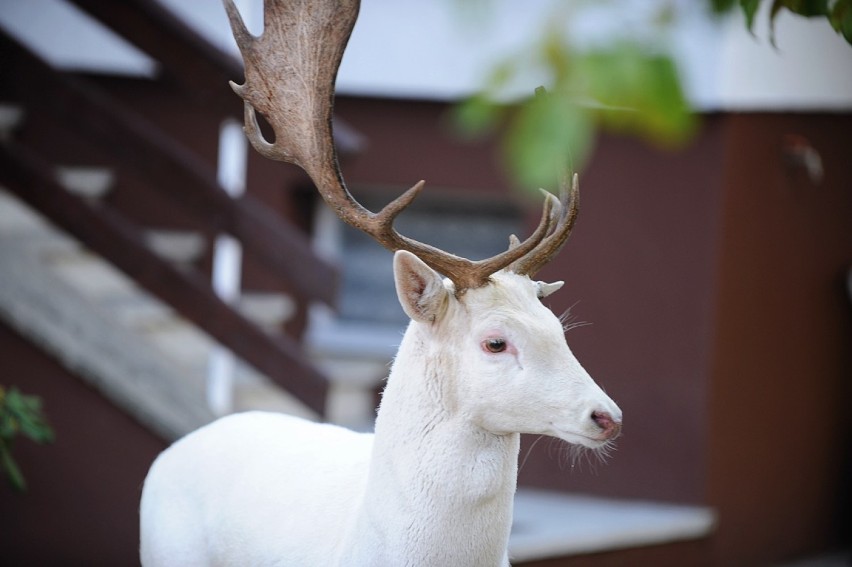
[549,424,619,449]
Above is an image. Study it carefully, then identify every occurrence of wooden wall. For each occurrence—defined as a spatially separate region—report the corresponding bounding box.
[708,113,852,565]
[0,323,166,565]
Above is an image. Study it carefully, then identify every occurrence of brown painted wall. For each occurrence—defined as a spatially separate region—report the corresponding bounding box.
[336,97,511,193]
[518,116,725,503]
[708,113,852,565]
[0,323,166,565]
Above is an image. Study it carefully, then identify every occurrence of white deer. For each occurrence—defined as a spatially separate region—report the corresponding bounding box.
[139,1,622,566]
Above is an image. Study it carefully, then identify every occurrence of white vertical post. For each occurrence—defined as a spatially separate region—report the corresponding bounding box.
[207,118,248,416]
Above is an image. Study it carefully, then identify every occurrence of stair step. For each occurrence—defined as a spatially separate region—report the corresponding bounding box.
[136,317,318,419]
[46,246,143,300]
[133,297,297,369]
[311,355,387,430]
[232,367,317,420]
[140,318,216,372]
[0,104,24,140]
[55,166,115,200]
[144,229,207,265]
[100,294,174,330]
[42,239,293,333]
[238,292,296,331]
[0,187,54,235]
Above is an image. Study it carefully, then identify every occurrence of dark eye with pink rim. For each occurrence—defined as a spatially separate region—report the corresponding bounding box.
[482,338,508,354]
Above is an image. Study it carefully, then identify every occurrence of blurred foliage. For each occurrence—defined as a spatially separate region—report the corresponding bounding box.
[451,2,695,192]
[713,0,852,46]
[451,0,850,193]
[0,386,54,492]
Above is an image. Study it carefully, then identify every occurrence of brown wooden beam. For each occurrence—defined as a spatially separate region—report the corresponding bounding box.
[0,30,338,307]
[66,0,365,157]
[67,0,243,117]
[0,141,328,416]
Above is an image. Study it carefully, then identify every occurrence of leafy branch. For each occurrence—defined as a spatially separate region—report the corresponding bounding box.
[0,386,55,492]
[713,0,852,46]
[451,2,693,191]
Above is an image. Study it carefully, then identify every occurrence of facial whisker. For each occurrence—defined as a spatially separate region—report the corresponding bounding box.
[551,437,619,474]
[519,435,546,474]
[559,302,591,334]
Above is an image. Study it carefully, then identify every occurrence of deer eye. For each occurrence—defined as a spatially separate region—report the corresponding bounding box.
[482,338,508,354]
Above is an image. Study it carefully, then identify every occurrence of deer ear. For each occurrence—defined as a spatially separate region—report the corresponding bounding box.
[394,250,449,323]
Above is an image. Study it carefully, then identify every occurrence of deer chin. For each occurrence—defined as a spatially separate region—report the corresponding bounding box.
[549,424,613,449]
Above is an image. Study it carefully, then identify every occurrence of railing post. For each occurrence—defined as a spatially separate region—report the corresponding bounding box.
[207,118,247,415]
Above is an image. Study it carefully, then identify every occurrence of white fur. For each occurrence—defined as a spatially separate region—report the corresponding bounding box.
[140,250,621,566]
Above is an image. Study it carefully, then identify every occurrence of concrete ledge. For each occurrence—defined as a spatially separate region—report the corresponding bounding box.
[510,488,716,563]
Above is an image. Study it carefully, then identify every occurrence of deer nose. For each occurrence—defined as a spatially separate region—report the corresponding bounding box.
[591,410,622,440]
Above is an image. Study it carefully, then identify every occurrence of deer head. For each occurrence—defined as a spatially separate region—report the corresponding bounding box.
[393,249,621,448]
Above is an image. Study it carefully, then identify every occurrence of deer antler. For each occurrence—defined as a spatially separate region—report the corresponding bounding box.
[509,172,579,278]
[225,0,575,292]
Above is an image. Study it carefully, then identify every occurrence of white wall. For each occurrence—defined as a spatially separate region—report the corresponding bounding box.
[716,2,852,110]
[0,0,156,76]
[1,0,849,111]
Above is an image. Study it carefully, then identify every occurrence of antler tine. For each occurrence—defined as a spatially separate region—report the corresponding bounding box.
[225,0,558,293]
[326,178,557,291]
[509,172,580,278]
[395,193,557,291]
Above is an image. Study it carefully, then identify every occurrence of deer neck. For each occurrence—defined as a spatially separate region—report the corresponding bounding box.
[349,323,520,565]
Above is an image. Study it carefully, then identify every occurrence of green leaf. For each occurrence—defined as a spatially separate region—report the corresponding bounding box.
[769,1,785,47]
[451,94,504,140]
[829,0,852,44]
[741,0,762,32]
[0,386,54,492]
[711,0,739,13]
[574,46,694,146]
[540,31,573,89]
[503,93,593,191]
[1,387,54,444]
[19,414,54,444]
[0,439,26,492]
[0,412,18,438]
[769,0,849,46]
[779,0,829,16]
[485,58,518,91]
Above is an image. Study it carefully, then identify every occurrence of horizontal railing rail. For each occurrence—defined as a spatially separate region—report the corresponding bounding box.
[0,30,338,308]
[68,0,244,117]
[0,24,339,415]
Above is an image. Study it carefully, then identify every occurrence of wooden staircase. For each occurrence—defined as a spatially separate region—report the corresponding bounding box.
[0,0,337,434]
